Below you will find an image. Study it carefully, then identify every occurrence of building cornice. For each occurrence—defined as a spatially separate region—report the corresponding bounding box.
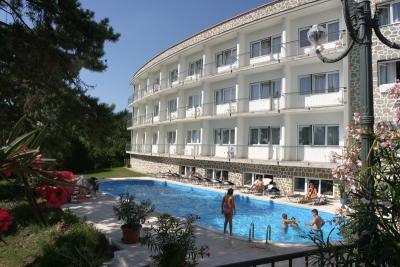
[131,0,323,82]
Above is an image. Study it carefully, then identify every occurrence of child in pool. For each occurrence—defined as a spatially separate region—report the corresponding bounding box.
[282,213,299,228]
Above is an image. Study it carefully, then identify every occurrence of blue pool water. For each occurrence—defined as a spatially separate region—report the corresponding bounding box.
[100,179,341,243]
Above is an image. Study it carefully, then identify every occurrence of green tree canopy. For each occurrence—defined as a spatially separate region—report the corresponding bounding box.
[0,0,128,172]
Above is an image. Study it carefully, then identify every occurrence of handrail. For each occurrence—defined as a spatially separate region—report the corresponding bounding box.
[130,30,348,104]
[128,87,346,127]
[265,224,271,243]
[214,248,319,267]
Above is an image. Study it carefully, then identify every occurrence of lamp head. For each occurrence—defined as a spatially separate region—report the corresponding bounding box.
[307,24,327,48]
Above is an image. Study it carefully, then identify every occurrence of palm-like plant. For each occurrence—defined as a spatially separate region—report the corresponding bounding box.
[0,117,74,225]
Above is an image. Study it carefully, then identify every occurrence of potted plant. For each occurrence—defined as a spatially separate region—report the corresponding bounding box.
[113,193,154,244]
[142,214,209,267]
[338,182,347,207]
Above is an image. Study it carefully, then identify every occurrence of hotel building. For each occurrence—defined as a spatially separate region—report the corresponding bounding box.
[126,0,400,198]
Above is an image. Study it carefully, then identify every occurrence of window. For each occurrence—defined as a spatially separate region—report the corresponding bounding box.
[272,36,281,54]
[320,180,333,196]
[313,125,326,146]
[300,75,312,95]
[189,59,203,76]
[244,173,273,186]
[378,60,400,85]
[250,83,260,100]
[214,128,235,145]
[271,127,281,145]
[313,74,326,94]
[298,125,340,146]
[167,131,176,144]
[272,79,281,98]
[186,130,201,144]
[206,169,213,179]
[249,128,269,145]
[152,132,158,145]
[153,104,159,117]
[251,36,281,58]
[215,87,236,104]
[298,126,312,145]
[251,38,271,58]
[188,95,201,108]
[327,126,339,146]
[299,71,340,94]
[250,79,282,100]
[294,178,306,193]
[327,72,340,92]
[327,21,340,42]
[294,177,333,196]
[216,48,237,67]
[299,27,311,48]
[214,170,229,181]
[378,2,400,26]
[170,69,178,83]
[379,5,390,25]
[299,20,339,48]
[168,99,177,113]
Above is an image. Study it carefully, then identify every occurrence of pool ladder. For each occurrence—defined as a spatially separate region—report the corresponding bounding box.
[248,223,272,243]
[265,225,272,244]
[248,222,255,242]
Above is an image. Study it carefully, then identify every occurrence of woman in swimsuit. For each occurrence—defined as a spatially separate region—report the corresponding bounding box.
[221,188,236,236]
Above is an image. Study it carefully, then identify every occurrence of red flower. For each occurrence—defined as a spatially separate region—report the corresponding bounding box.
[45,186,69,208]
[0,209,13,234]
[19,146,28,153]
[36,185,70,208]
[32,154,44,170]
[0,167,12,177]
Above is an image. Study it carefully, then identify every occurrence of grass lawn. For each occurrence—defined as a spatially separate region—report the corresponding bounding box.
[78,167,146,179]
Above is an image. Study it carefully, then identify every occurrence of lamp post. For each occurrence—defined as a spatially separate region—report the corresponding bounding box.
[307,0,400,179]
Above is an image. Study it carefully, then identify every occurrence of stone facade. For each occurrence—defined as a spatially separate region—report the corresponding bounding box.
[349,22,400,123]
[133,0,320,79]
[130,154,338,196]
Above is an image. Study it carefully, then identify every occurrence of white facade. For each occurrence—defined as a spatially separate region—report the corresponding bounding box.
[126,0,361,196]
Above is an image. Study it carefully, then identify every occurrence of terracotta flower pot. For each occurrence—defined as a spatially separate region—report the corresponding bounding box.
[121,224,141,244]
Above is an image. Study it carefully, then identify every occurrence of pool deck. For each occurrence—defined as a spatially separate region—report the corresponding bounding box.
[65,177,341,267]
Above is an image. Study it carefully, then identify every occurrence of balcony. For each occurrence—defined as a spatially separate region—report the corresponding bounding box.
[128,88,345,128]
[130,31,347,103]
[126,143,344,164]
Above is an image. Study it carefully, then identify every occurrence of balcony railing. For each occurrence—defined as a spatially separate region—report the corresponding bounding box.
[129,30,347,103]
[126,143,344,163]
[128,87,345,127]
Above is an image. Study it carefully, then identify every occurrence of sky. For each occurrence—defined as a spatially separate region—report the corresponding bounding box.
[79,0,271,112]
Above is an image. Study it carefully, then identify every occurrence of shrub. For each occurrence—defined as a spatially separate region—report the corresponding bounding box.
[142,214,209,267]
[113,193,154,230]
[33,214,114,267]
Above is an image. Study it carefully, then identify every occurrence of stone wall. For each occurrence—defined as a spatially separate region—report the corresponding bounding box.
[349,22,400,123]
[130,157,179,175]
[129,154,338,197]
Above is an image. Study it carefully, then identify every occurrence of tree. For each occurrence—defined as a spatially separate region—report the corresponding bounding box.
[0,0,127,171]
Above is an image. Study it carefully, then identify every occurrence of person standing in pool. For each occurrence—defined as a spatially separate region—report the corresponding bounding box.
[221,188,236,236]
[306,209,325,233]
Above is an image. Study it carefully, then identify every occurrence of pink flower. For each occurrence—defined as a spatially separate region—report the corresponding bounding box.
[353,112,360,123]
[394,106,400,126]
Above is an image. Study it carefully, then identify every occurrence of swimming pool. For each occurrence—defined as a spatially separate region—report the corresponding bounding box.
[100,179,341,243]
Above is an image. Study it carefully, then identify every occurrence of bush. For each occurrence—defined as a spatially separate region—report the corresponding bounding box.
[142,214,209,267]
[33,216,113,267]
